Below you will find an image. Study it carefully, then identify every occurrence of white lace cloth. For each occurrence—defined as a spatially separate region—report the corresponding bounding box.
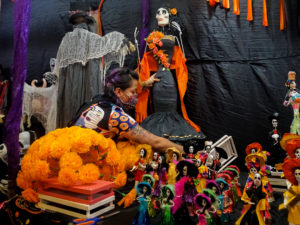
[53,29,129,80]
[22,83,58,133]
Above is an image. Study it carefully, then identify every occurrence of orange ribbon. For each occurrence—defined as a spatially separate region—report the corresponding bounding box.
[280,0,287,30]
[223,0,230,9]
[262,0,268,26]
[233,0,240,15]
[247,0,253,21]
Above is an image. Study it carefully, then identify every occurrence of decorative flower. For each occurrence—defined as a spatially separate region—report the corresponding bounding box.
[146,31,170,69]
[22,188,39,203]
[78,163,100,184]
[59,152,83,170]
[114,172,127,189]
[170,8,177,15]
[58,167,79,186]
[16,171,32,190]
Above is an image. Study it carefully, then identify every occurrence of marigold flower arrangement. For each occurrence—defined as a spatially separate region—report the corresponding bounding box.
[17,126,130,203]
[146,31,170,69]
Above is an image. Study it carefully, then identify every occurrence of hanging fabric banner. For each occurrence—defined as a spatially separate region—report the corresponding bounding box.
[139,0,150,60]
[3,0,32,196]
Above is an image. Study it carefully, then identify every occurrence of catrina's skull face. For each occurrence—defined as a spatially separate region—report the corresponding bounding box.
[172,152,178,161]
[166,188,171,197]
[153,152,158,161]
[250,148,256,154]
[189,146,194,154]
[140,149,145,158]
[272,119,278,128]
[254,173,262,187]
[195,159,202,168]
[0,144,7,165]
[249,167,257,174]
[295,149,300,159]
[294,168,300,185]
[183,165,188,176]
[156,8,169,27]
[158,156,163,164]
[211,186,217,194]
[202,198,207,207]
[215,152,220,160]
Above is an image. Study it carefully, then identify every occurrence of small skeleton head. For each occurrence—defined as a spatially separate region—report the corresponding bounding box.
[189,146,194,154]
[254,173,262,187]
[295,148,300,159]
[250,148,256,154]
[294,168,300,185]
[249,167,257,174]
[153,152,158,161]
[0,144,7,165]
[172,152,178,161]
[195,158,202,168]
[140,148,146,158]
[183,165,188,176]
[272,119,278,128]
[156,8,169,27]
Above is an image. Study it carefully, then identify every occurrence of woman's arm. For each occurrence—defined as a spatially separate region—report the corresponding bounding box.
[124,124,184,154]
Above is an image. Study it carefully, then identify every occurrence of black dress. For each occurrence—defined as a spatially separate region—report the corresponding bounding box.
[141,37,205,143]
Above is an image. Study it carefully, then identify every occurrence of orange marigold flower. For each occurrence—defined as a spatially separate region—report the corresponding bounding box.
[153,47,158,54]
[78,163,100,184]
[58,167,79,186]
[157,50,164,58]
[17,171,32,190]
[158,41,163,47]
[152,37,160,44]
[148,43,156,50]
[163,63,170,68]
[31,160,50,181]
[49,138,71,159]
[170,8,177,15]
[114,172,127,189]
[22,188,39,203]
[59,152,83,170]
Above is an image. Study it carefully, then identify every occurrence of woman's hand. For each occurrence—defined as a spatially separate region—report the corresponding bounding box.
[143,73,160,87]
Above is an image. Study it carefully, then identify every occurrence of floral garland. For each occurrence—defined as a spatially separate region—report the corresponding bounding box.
[17,126,130,203]
[146,31,170,69]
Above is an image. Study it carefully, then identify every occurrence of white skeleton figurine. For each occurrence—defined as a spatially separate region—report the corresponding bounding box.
[295,148,300,159]
[0,144,8,195]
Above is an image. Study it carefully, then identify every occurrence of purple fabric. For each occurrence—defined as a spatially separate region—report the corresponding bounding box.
[3,0,31,191]
[139,0,150,59]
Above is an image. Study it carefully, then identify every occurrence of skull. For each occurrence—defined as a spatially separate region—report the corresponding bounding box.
[295,149,300,159]
[140,149,145,158]
[19,131,31,154]
[50,58,56,72]
[183,165,188,176]
[254,173,262,187]
[153,152,158,161]
[156,8,169,27]
[294,168,300,185]
[195,159,202,168]
[0,144,7,165]
[172,152,178,161]
[271,119,278,128]
[158,155,163,164]
[189,146,194,154]
[249,167,257,174]
[250,148,256,154]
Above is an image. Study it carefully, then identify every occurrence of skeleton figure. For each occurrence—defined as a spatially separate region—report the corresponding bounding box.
[0,144,8,196]
[156,8,169,27]
[295,168,300,184]
[295,148,300,159]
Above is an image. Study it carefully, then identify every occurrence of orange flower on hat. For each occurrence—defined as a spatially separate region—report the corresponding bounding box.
[245,142,262,155]
[170,8,177,15]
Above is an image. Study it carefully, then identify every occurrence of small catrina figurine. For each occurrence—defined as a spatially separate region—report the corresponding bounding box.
[132,182,152,225]
[194,193,212,225]
[166,147,182,185]
[160,184,175,225]
[201,189,219,225]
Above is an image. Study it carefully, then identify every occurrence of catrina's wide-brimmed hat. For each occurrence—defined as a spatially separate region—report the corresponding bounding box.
[142,174,155,188]
[205,180,221,195]
[136,182,152,195]
[201,188,217,204]
[245,142,262,155]
[215,147,228,159]
[194,193,212,209]
[280,133,300,151]
[282,158,300,185]
[166,147,182,163]
[215,178,229,191]
[176,159,199,178]
[285,139,300,158]
[226,165,240,173]
[216,173,232,183]
[245,153,265,168]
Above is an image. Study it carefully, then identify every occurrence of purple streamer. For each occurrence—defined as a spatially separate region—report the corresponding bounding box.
[139,0,150,60]
[3,0,31,194]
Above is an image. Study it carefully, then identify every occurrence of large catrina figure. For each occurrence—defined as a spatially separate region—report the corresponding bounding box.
[136,7,205,143]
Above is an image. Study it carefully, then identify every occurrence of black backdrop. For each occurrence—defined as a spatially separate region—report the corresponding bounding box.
[1,0,300,170]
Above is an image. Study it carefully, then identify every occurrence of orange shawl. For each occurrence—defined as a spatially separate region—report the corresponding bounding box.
[135,46,201,132]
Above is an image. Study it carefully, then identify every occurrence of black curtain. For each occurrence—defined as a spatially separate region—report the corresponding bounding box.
[1,0,300,170]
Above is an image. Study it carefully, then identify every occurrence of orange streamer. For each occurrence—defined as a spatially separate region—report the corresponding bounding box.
[233,0,240,15]
[262,0,268,26]
[98,0,105,36]
[247,0,253,21]
[280,0,287,30]
[223,0,230,9]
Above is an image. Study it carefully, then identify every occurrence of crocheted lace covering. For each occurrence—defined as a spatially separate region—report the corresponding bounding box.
[22,83,58,133]
[53,29,129,79]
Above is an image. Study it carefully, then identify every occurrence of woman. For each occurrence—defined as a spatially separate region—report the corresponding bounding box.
[74,67,183,154]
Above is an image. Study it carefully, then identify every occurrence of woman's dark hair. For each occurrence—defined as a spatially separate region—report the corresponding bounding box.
[162,186,174,201]
[104,67,139,103]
